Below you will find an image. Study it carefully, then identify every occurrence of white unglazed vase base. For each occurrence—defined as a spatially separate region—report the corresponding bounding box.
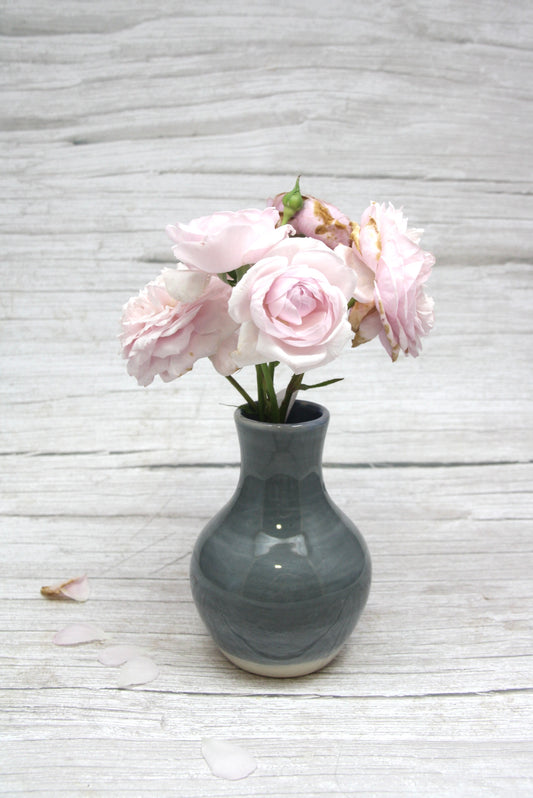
[221,649,340,678]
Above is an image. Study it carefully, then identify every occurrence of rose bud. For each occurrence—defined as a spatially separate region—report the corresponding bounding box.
[272,183,354,249]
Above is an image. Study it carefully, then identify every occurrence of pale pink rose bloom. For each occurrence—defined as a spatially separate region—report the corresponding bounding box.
[120,273,239,385]
[271,192,353,249]
[166,207,292,274]
[343,203,435,360]
[229,238,356,374]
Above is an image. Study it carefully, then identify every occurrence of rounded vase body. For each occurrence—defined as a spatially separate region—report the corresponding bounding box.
[190,400,371,677]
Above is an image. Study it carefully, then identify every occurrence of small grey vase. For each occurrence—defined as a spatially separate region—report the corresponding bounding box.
[190,400,371,677]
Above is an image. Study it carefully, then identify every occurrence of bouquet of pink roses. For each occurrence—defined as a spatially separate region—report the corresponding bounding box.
[120,179,435,422]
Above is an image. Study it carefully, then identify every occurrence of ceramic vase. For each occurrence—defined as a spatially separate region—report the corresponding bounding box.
[190,400,371,677]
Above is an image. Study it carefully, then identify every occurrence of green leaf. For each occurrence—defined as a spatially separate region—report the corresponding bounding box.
[300,378,344,390]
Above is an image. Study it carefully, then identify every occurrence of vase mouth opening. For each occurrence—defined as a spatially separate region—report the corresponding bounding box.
[237,399,328,429]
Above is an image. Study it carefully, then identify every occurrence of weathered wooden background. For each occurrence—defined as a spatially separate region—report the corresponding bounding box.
[1,1,532,795]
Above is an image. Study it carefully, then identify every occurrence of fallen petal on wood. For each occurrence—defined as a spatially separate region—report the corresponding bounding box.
[41,575,90,602]
[98,644,145,666]
[53,622,107,646]
[117,656,159,687]
[201,739,257,781]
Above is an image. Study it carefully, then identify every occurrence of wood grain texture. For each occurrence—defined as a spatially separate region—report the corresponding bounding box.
[1,1,533,795]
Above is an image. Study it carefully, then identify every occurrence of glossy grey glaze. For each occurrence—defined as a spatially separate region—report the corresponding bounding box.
[190,400,371,675]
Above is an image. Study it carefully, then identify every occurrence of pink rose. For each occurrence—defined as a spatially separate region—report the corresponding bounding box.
[166,207,292,274]
[228,238,356,374]
[271,192,353,249]
[344,203,435,360]
[120,273,239,385]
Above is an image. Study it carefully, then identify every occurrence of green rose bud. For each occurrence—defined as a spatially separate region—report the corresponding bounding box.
[280,176,304,225]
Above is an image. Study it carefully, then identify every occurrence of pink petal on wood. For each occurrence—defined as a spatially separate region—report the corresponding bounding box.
[52,622,107,646]
[98,645,145,666]
[201,739,257,781]
[117,656,159,688]
[60,575,90,601]
[41,575,90,602]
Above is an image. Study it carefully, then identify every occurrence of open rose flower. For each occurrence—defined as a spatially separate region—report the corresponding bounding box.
[166,207,292,274]
[271,191,353,249]
[228,238,356,374]
[120,272,239,385]
[344,203,435,361]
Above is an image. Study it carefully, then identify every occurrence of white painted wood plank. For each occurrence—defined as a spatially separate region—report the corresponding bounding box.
[1,0,533,795]
[1,739,531,797]
[1,3,533,268]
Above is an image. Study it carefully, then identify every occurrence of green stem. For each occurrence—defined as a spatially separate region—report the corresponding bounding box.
[255,365,265,421]
[279,372,304,421]
[225,375,257,413]
[269,360,279,379]
[260,363,280,423]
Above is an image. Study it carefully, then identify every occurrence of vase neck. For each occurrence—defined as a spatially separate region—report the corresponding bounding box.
[234,401,329,481]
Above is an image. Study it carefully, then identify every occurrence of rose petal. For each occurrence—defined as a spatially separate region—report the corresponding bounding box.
[117,656,159,687]
[120,272,238,387]
[162,265,209,303]
[165,207,290,273]
[352,202,435,359]
[201,739,257,781]
[41,575,90,602]
[60,575,90,602]
[98,644,145,666]
[52,622,106,646]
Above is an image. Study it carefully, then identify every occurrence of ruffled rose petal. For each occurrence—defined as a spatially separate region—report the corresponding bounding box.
[52,622,106,646]
[98,644,145,666]
[345,203,435,359]
[117,656,159,688]
[201,739,257,781]
[41,575,90,602]
[120,273,239,386]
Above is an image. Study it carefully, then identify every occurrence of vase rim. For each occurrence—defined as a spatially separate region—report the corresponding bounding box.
[235,399,329,431]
